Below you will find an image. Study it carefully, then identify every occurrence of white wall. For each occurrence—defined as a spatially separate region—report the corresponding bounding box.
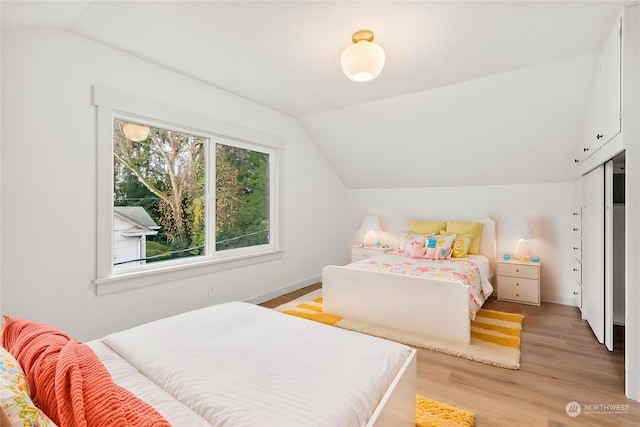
[0,30,348,341]
[347,182,575,305]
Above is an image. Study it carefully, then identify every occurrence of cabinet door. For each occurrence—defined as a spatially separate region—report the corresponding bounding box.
[598,15,622,145]
[580,80,600,161]
[582,165,605,344]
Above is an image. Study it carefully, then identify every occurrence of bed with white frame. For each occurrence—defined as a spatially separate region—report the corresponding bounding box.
[2,301,417,427]
[323,217,496,344]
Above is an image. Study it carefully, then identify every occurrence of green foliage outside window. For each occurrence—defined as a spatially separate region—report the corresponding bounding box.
[113,119,270,267]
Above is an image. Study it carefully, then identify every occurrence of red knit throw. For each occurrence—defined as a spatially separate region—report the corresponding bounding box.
[1,316,171,427]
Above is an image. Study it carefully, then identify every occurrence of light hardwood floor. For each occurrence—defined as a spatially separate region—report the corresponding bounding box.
[261,283,640,427]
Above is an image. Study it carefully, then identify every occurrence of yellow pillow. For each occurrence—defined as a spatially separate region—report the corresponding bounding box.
[440,231,474,258]
[445,221,483,254]
[408,219,446,234]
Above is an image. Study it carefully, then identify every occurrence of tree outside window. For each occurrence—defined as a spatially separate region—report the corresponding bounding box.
[113,119,270,270]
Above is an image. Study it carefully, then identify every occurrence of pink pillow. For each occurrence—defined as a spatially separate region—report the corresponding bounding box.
[410,239,427,258]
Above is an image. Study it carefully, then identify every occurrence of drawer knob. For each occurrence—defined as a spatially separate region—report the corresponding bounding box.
[573,291,579,295]
[573,268,579,272]
[516,293,520,297]
[573,228,579,231]
[573,247,578,250]
[515,269,519,272]
[516,283,519,286]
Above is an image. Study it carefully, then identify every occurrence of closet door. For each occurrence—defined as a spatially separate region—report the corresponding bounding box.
[582,165,605,343]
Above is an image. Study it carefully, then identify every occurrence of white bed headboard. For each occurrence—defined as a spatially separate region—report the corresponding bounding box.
[403,216,497,275]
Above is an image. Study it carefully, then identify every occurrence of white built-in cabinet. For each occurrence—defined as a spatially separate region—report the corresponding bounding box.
[575,11,626,352]
[576,14,623,164]
[575,2,639,403]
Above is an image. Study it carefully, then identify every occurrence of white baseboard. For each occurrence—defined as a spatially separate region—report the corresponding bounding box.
[541,294,578,307]
[246,276,321,305]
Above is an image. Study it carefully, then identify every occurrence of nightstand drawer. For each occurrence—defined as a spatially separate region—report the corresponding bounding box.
[497,276,539,305]
[351,246,393,262]
[352,248,375,261]
[497,263,539,279]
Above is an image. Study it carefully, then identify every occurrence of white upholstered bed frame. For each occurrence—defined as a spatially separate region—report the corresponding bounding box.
[367,349,417,427]
[323,217,496,344]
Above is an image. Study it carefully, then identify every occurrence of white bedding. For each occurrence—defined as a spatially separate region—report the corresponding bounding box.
[467,254,495,293]
[89,301,412,427]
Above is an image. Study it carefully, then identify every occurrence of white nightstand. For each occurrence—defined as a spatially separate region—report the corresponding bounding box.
[496,259,541,306]
[351,245,393,262]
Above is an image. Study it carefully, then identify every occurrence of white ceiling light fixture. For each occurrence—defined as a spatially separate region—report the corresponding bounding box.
[341,30,385,82]
[122,122,151,142]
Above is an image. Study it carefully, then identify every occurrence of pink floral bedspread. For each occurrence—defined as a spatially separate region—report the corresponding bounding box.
[347,253,490,319]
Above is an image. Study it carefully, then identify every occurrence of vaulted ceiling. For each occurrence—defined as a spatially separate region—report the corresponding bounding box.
[1,1,626,188]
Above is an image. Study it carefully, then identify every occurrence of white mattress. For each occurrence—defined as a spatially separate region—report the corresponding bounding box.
[89,301,412,427]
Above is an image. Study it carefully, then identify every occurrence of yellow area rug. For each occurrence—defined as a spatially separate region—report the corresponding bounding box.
[416,394,475,427]
[276,289,523,370]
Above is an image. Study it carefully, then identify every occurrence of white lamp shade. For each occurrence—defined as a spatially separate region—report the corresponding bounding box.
[360,215,382,232]
[122,123,151,142]
[341,40,385,82]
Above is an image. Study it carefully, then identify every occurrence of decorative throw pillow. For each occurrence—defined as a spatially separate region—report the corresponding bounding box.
[0,347,56,427]
[399,231,432,255]
[445,221,483,254]
[410,239,427,259]
[425,234,456,260]
[435,234,456,259]
[440,231,474,258]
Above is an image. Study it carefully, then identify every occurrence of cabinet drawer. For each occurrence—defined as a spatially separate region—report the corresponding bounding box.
[498,276,539,305]
[351,248,373,261]
[496,263,539,280]
[572,208,582,223]
[572,259,582,284]
[574,281,582,310]
[572,238,582,261]
[572,223,582,239]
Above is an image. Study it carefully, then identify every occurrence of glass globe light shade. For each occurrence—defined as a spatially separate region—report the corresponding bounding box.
[122,123,151,142]
[341,39,385,82]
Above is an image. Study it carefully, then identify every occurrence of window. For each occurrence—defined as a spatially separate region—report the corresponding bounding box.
[94,87,283,294]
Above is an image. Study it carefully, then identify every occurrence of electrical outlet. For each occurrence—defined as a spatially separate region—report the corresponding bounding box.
[208,284,216,298]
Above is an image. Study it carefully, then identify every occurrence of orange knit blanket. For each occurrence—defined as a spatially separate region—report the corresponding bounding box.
[1,316,171,427]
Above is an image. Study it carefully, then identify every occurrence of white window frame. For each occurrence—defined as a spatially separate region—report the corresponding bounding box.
[93,86,284,295]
